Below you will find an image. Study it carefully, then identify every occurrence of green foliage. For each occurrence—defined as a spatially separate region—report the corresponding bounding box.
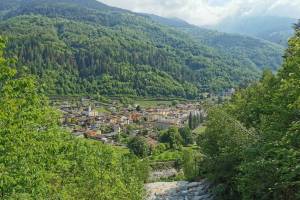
[0,0,283,98]
[172,100,179,106]
[198,26,300,200]
[188,112,203,130]
[179,126,194,145]
[159,127,183,150]
[198,108,256,199]
[0,38,146,199]
[150,149,184,162]
[135,105,141,112]
[120,96,134,106]
[94,93,109,103]
[149,14,284,70]
[127,136,150,158]
[152,143,168,155]
[183,149,201,181]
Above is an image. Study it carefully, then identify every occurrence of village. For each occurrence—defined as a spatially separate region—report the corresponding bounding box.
[54,98,205,145]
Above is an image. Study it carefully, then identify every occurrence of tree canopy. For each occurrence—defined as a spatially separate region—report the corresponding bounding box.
[198,25,300,199]
[0,0,284,98]
[128,136,151,158]
[159,127,183,149]
[0,37,147,199]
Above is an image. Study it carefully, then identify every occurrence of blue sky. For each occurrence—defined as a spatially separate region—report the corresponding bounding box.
[99,0,300,26]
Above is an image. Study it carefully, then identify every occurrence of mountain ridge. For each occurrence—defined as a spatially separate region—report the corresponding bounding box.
[0,0,284,98]
[144,13,284,71]
[212,16,296,46]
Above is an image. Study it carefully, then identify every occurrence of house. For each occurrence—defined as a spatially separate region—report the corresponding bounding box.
[109,117,118,124]
[120,116,130,125]
[84,130,98,138]
[82,106,98,117]
[109,107,117,112]
[129,112,141,123]
[113,125,121,133]
[147,114,162,122]
[100,137,108,143]
[103,131,120,138]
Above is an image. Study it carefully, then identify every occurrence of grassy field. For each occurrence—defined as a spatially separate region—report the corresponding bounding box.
[112,145,130,155]
[193,126,206,134]
[133,97,189,108]
[150,145,200,162]
[134,100,172,108]
[51,95,191,110]
[151,150,183,161]
[96,106,111,114]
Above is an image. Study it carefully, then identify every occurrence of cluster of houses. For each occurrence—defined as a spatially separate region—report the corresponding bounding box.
[58,99,203,145]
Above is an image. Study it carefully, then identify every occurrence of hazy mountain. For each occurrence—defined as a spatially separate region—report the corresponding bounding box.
[146,14,284,71]
[212,16,297,46]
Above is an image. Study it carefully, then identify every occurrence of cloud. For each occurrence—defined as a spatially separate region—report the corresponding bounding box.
[99,0,300,26]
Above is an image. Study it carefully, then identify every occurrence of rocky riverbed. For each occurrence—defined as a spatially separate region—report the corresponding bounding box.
[145,180,213,200]
[148,168,179,182]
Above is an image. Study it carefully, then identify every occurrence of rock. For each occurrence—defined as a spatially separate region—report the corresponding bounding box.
[187,182,200,188]
[149,168,178,182]
[189,190,206,197]
[145,180,213,200]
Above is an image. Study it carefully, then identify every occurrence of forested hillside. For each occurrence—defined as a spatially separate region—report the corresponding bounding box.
[198,23,300,199]
[0,0,283,98]
[147,15,284,71]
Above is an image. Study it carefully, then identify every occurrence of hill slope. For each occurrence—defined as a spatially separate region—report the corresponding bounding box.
[0,0,284,98]
[147,14,285,71]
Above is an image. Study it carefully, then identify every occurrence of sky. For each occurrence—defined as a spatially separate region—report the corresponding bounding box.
[99,0,300,26]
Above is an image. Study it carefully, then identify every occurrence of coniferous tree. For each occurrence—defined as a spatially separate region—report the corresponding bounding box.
[189,112,193,129]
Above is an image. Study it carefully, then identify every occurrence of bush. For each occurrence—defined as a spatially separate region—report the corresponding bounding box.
[127,136,150,158]
[172,100,179,106]
[183,149,201,181]
[179,127,194,145]
[153,143,168,155]
[159,127,183,149]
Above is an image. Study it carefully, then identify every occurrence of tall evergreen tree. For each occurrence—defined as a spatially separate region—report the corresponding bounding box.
[189,112,193,129]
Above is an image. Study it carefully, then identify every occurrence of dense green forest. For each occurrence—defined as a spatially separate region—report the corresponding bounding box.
[198,24,300,199]
[0,37,148,199]
[147,14,284,71]
[0,0,284,98]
